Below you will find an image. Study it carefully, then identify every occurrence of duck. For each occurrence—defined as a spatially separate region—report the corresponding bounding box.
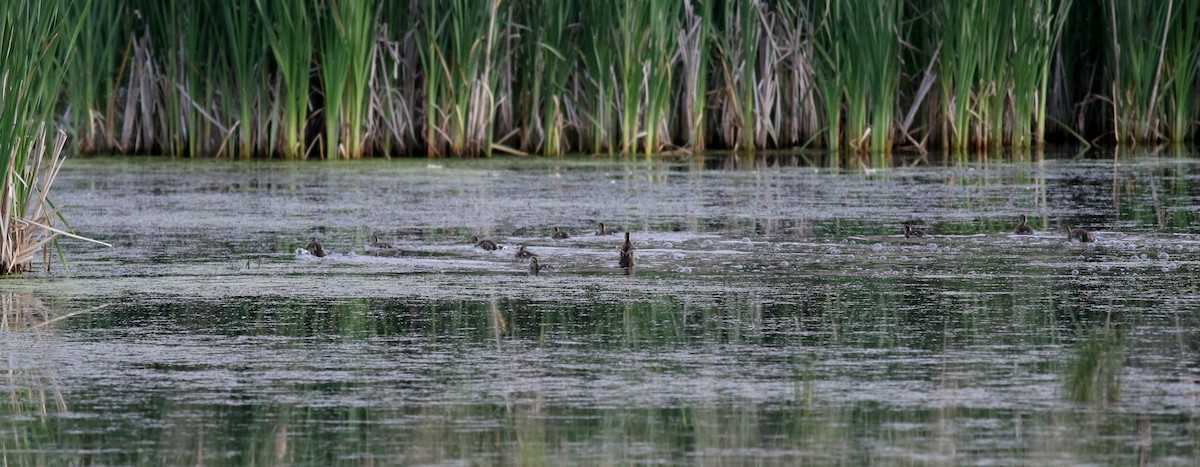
[1014,214,1034,235]
[514,245,538,259]
[1064,224,1094,243]
[552,227,571,239]
[903,224,926,239]
[618,232,635,268]
[528,256,553,275]
[596,222,615,235]
[472,235,500,251]
[370,233,393,249]
[305,239,326,258]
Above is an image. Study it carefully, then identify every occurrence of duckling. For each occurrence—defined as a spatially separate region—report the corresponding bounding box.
[1014,214,1034,235]
[514,245,538,259]
[528,256,553,275]
[472,235,500,251]
[305,239,326,258]
[1064,224,1094,243]
[596,222,615,235]
[370,233,393,249]
[618,232,635,268]
[552,227,571,239]
[903,224,926,239]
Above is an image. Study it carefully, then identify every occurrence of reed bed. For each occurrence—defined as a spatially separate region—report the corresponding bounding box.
[24,0,1200,158]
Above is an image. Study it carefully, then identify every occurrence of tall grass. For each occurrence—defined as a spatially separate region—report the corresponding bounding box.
[221,0,268,158]
[257,0,313,159]
[611,0,680,155]
[1165,0,1200,142]
[2,0,108,274]
[65,0,128,154]
[813,0,903,154]
[516,0,576,156]
[370,1,421,157]
[317,0,377,159]
[421,0,507,157]
[578,0,617,154]
[14,0,1200,159]
[1103,0,1174,144]
[713,0,764,151]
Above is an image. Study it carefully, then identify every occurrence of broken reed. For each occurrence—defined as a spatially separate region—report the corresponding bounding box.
[55,0,1200,159]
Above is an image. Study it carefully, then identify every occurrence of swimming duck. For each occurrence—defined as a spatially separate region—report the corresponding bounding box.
[903,224,926,239]
[619,232,635,268]
[1014,214,1034,235]
[1064,224,1094,243]
[596,222,615,235]
[552,227,571,239]
[370,233,393,249]
[472,235,500,251]
[528,256,553,275]
[305,239,326,257]
[514,245,538,259]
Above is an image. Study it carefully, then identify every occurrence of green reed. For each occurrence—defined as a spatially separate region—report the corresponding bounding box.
[774,1,819,149]
[678,0,713,151]
[10,0,1200,159]
[257,0,312,159]
[65,0,128,154]
[1104,0,1173,144]
[813,0,902,154]
[221,0,267,158]
[421,0,506,157]
[1166,0,1200,142]
[1,0,103,274]
[610,0,679,155]
[371,2,420,157]
[713,0,763,151]
[1011,0,1074,147]
[516,0,576,156]
[317,0,376,159]
[937,0,1001,152]
[578,0,617,154]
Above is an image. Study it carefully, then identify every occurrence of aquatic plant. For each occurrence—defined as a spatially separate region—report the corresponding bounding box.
[515,0,576,156]
[1065,327,1123,404]
[370,1,421,157]
[11,0,1200,159]
[420,0,508,157]
[2,0,108,274]
[317,0,377,159]
[64,0,129,154]
[1103,0,1176,144]
[257,0,313,159]
[812,0,903,155]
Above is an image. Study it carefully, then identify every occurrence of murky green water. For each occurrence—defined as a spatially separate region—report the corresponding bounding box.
[4,152,1200,465]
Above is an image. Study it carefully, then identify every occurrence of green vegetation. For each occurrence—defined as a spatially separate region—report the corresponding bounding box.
[2,0,109,274]
[14,1,1200,158]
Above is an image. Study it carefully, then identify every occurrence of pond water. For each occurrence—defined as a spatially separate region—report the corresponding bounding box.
[3,151,1200,465]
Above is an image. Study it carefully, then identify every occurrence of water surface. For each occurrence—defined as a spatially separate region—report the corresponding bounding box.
[4,152,1200,465]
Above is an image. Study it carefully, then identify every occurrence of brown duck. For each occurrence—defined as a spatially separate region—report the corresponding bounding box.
[1064,224,1094,243]
[1014,214,1034,235]
[552,227,571,239]
[514,245,538,259]
[370,233,393,249]
[528,256,553,275]
[305,239,326,258]
[903,224,926,239]
[619,232,635,268]
[472,235,500,251]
